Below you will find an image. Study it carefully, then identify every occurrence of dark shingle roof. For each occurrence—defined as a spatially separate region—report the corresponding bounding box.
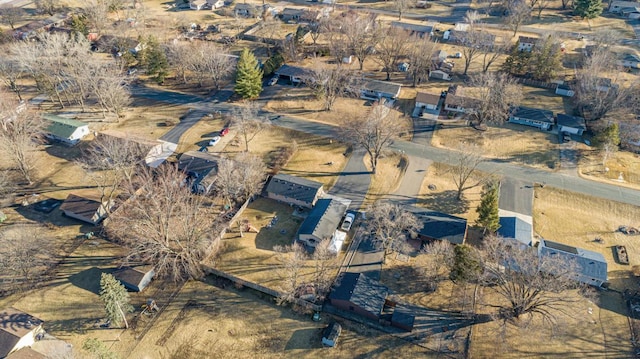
[177,151,222,178]
[391,21,433,35]
[556,114,586,131]
[113,266,155,290]
[266,174,323,204]
[408,207,468,244]
[498,217,532,245]
[511,106,555,123]
[298,199,347,240]
[275,64,313,78]
[43,114,88,139]
[361,79,402,97]
[329,272,388,317]
[59,194,105,223]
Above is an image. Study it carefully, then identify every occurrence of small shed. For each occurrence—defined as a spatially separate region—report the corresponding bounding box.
[556,114,586,136]
[59,194,113,225]
[112,266,156,292]
[42,114,89,146]
[429,69,452,81]
[321,322,342,347]
[555,83,574,97]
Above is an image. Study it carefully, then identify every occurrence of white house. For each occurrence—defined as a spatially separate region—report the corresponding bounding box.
[538,239,608,287]
[609,1,640,13]
[189,0,207,10]
[208,0,225,8]
[429,69,452,81]
[618,53,640,69]
[556,114,586,136]
[42,114,90,146]
[0,308,45,358]
[414,91,440,111]
[517,36,538,52]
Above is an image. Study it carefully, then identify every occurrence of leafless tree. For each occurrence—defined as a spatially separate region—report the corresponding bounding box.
[406,34,437,87]
[81,0,110,35]
[465,71,522,127]
[394,0,413,20]
[0,225,54,284]
[214,152,267,206]
[366,201,420,257]
[105,164,224,282]
[505,1,531,36]
[306,64,361,111]
[375,26,411,80]
[200,43,235,90]
[481,40,508,73]
[311,238,339,301]
[591,28,622,49]
[479,235,584,327]
[337,12,379,71]
[259,16,281,57]
[0,5,25,30]
[421,240,454,291]
[274,242,307,305]
[77,134,148,212]
[0,55,24,101]
[166,41,191,84]
[449,143,488,200]
[322,18,350,67]
[229,102,270,152]
[458,20,497,75]
[532,0,550,19]
[88,62,130,118]
[33,0,60,16]
[0,98,42,185]
[340,101,407,174]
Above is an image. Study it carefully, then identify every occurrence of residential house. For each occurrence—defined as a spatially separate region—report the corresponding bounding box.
[234,3,259,17]
[113,266,156,292]
[390,21,434,38]
[0,308,45,359]
[189,0,207,10]
[538,239,608,287]
[508,106,555,131]
[280,8,319,23]
[498,216,533,246]
[321,322,342,347]
[6,348,45,359]
[609,1,640,13]
[208,0,225,9]
[429,69,452,81]
[328,272,389,320]
[443,85,478,114]
[556,113,586,136]
[297,198,347,248]
[59,194,113,225]
[517,36,538,52]
[177,151,222,193]
[13,13,70,40]
[449,29,496,48]
[409,207,468,245]
[555,82,575,97]
[414,92,441,111]
[360,79,402,100]
[618,53,640,69]
[265,173,324,208]
[274,64,313,84]
[434,50,448,61]
[42,114,90,146]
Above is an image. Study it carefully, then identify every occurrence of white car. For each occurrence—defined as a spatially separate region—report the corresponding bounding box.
[268,77,278,86]
[341,213,356,231]
[208,136,221,146]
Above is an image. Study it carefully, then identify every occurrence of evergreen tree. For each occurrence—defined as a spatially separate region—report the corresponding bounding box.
[82,338,119,359]
[476,181,501,234]
[574,0,603,20]
[502,43,531,77]
[235,48,263,100]
[139,36,168,84]
[530,35,563,81]
[450,244,482,282]
[70,14,89,37]
[99,273,134,329]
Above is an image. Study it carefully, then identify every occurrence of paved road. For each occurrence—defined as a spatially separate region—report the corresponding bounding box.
[387,156,432,206]
[327,148,371,211]
[130,85,640,207]
[159,109,208,144]
[498,178,533,217]
[346,232,384,281]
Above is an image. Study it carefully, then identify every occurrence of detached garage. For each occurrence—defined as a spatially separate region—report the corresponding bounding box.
[556,114,586,136]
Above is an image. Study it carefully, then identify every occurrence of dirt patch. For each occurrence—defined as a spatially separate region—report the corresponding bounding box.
[431,122,560,170]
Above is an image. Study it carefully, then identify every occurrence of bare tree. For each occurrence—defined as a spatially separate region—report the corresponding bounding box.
[375,26,411,80]
[533,0,550,19]
[105,164,224,282]
[322,18,350,67]
[458,20,497,75]
[274,242,307,305]
[229,103,270,152]
[338,12,379,71]
[214,152,267,206]
[306,64,361,111]
[33,0,60,16]
[0,98,41,185]
[505,1,531,36]
[366,201,420,257]
[394,0,413,20]
[0,55,24,101]
[81,0,110,35]
[481,40,508,73]
[0,5,24,30]
[259,16,281,57]
[201,44,235,90]
[406,34,437,87]
[340,101,407,174]
[449,144,487,200]
[311,238,339,301]
[465,72,522,127]
[0,225,54,284]
[421,240,454,291]
[479,235,584,327]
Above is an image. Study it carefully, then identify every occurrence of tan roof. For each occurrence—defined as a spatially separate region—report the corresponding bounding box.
[59,194,108,222]
[0,308,43,358]
[415,92,440,105]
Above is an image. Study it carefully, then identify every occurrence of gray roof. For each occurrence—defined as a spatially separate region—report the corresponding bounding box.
[6,347,46,359]
[0,308,43,358]
[275,64,313,78]
[329,272,388,317]
[510,106,554,123]
[621,53,640,62]
[408,207,467,244]
[498,217,532,245]
[177,151,222,178]
[415,92,440,105]
[538,239,608,283]
[59,194,107,223]
[391,21,433,35]
[298,198,347,240]
[391,304,416,330]
[322,322,342,341]
[113,266,155,291]
[556,114,586,131]
[361,79,402,97]
[266,174,323,204]
[281,7,304,16]
[43,114,88,139]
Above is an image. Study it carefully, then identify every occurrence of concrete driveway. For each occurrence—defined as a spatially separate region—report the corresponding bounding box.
[498,178,533,217]
[327,148,371,211]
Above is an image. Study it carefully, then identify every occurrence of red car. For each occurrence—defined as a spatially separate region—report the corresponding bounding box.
[219,128,229,136]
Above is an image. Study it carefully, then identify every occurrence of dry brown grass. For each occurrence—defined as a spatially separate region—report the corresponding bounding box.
[363,151,407,205]
[520,86,570,115]
[431,122,560,170]
[579,149,640,190]
[113,99,191,139]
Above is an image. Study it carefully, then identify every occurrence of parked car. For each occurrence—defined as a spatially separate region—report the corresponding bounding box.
[341,213,356,231]
[209,136,221,146]
[562,132,571,143]
[268,77,278,86]
[219,128,229,136]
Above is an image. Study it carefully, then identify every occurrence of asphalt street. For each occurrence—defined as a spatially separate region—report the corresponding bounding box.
[327,148,371,211]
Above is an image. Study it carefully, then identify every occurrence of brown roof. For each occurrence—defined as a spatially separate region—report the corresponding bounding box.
[415,92,440,105]
[0,308,43,358]
[59,194,105,221]
[6,348,46,359]
[518,36,538,44]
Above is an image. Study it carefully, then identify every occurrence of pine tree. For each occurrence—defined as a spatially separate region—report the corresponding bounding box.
[476,182,500,234]
[574,0,603,20]
[530,35,563,81]
[99,273,134,329]
[140,36,168,84]
[450,244,482,282]
[234,48,263,100]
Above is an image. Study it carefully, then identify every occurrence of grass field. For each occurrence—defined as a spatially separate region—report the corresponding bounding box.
[364,151,407,205]
[580,149,640,190]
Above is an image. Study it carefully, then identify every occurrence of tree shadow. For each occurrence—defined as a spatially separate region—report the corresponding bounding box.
[68,266,111,295]
[284,328,323,350]
[418,190,470,215]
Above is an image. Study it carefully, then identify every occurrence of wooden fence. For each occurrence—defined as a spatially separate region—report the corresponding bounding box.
[515,77,559,90]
